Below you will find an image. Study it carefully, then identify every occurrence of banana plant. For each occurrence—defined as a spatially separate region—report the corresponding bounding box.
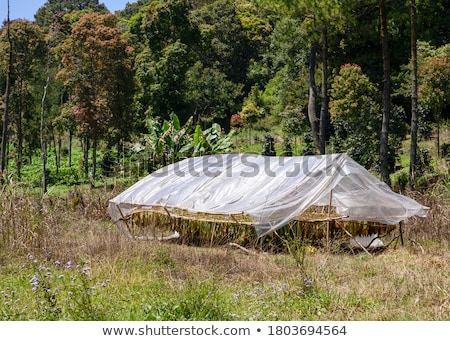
[132,113,193,168]
[181,123,236,156]
[131,114,235,172]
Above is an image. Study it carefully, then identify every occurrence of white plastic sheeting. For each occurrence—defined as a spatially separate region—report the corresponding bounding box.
[108,153,429,237]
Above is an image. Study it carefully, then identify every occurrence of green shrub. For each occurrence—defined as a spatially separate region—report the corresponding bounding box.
[441,143,450,159]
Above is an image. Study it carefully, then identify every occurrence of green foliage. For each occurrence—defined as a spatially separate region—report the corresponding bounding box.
[3,0,450,188]
[143,280,231,321]
[419,55,450,118]
[131,0,200,122]
[188,123,237,156]
[133,113,193,168]
[184,62,244,125]
[140,0,200,54]
[194,0,253,86]
[0,256,114,321]
[262,133,276,156]
[0,20,47,176]
[118,0,152,21]
[416,0,450,47]
[259,16,305,72]
[441,143,450,160]
[0,20,46,79]
[239,86,266,126]
[34,0,108,30]
[131,113,236,170]
[280,136,293,156]
[416,147,434,175]
[279,105,308,137]
[152,247,177,269]
[329,64,381,168]
[301,132,316,156]
[259,66,289,118]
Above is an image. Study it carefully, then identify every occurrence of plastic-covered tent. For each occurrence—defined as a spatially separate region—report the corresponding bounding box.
[108,153,429,238]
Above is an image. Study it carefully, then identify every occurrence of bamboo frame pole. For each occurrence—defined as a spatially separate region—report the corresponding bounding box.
[326,190,333,251]
[114,204,133,238]
[399,221,404,246]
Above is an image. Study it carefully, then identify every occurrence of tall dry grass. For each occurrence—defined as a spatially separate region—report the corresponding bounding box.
[404,187,450,246]
[0,177,122,261]
[1,173,449,261]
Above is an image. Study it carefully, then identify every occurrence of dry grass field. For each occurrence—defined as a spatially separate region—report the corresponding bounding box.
[0,178,449,321]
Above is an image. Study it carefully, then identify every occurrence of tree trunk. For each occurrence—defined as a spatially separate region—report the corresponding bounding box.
[319,29,329,155]
[83,136,89,175]
[16,80,24,179]
[69,131,72,168]
[51,129,58,173]
[41,75,49,193]
[1,2,12,173]
[308,42,320,153]
[436,121,440,157]
[91,139,97,189]
[56,136,61,174]
[379,0,391,186]
[409,0,418,188]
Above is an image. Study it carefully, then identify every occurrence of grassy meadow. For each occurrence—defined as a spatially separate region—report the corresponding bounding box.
[0,175,449,321]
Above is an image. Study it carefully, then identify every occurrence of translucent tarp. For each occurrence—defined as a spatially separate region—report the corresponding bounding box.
[108,153,429,238]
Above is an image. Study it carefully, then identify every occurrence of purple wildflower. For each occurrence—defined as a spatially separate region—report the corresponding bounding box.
[30,275,40,293]
[30,275,39,286]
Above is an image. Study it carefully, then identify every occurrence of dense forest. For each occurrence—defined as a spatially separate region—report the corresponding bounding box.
[0,0,449,191]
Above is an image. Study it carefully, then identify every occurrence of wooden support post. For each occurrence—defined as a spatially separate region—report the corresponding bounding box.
[230,214,242,225]
[399,221,404,246]
[115,204,133,238]
[326,190,333,251]
[210,222,217,247]
[163,207,174,239]
[163,206,173,220]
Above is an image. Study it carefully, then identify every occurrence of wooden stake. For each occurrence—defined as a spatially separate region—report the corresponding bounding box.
[399,221,404,246]
[229,242,257,255]
[326,190,333,251]
[115,204,133,238]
